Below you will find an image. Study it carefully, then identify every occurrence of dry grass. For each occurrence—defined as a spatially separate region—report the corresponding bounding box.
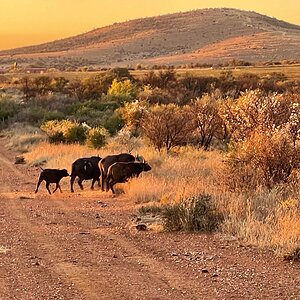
[123,145,225,203]
[220,190,300,256]
[5,124,46,153]
[24,140,300,256]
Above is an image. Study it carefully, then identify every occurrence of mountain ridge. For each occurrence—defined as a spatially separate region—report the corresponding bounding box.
[1,8,299,66]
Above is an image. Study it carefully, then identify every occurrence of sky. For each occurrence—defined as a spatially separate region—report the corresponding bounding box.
[0,0,299,50]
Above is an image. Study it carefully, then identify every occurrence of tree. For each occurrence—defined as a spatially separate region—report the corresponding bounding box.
[68,79,85,101]
[190,95,224,150]
[20,77,36,100]
[52,77,69,93]
[33,76,52,95]
[141,104,192,151]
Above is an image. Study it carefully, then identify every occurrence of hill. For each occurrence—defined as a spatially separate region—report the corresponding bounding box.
[1,8,300,67]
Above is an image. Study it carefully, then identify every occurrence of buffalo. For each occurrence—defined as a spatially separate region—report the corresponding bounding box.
[106,161,152,194]
[70,156,101,193]
[100,153,139,191]
[35,168,69,195]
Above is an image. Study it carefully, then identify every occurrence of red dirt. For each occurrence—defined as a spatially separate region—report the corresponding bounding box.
[0,138,299,300]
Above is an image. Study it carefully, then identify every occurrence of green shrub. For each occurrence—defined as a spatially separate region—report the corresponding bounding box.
[0,99,19,122]
[86,127,109,149]
[48,131,65,144]
[108,79,138,102]
[41,119,87,144]
[43,110,65,123]
[103,111,125,135]
[65,100,121,128]
[16,106,46,124]
[163,194,222,232]
[65,125,87,144]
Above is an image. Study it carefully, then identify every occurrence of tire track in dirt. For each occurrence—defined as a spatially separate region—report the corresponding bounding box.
[3,198,116,300]
[29,195,202,299]
[48,189,219,300]
[0,198,83,299]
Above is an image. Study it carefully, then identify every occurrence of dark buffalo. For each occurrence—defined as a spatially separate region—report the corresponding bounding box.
[35,168,69,195]
[106,161,152,194]
[100,153,137,191]
[70,156,101,193]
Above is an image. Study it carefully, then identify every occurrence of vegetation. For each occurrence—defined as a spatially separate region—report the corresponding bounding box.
[162,194,222,232]
[2,66,300,257]
[86,127,109,149]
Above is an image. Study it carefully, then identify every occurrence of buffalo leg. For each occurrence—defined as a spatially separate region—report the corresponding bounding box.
[91,178,97,190]
[78,178,84,190]
[35,177,43,193]
[46,182,52,195]
[109,180,116,194]
[101,171,106,192]
[70,176,76,193]
[105,176,110,192]
[53,183,62,193]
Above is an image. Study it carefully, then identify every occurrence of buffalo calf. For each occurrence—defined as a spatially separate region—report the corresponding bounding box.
[35,168,69,195]
[106,161,151,194]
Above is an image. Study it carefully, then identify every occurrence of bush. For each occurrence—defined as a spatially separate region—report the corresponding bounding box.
[43,110,65,123]
[225,127,300,190]
[103,111,125,135]
[221,91,300,143]
[141,104,192,151]
[15,106,46,125]
[190,95,224,150]
[48,131,66,144]
[108,79,138,102]
[163,194,222,232]
[0,98,19,122]
[86,127,109,149]
[120,100,149,135]
[41,120,87,144]
[64,125,87,144]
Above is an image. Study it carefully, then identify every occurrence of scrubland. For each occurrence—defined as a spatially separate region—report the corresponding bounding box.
[1,67,299,260]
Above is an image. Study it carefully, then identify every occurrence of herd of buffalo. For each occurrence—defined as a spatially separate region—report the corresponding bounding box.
[34,153,152,195]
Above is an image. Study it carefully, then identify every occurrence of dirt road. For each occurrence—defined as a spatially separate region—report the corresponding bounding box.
[0,139,299,300]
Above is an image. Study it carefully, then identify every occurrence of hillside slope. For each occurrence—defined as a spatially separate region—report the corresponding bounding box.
[1,8,300,66]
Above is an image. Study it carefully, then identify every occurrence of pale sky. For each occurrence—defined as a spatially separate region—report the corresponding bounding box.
[0,0,299,50]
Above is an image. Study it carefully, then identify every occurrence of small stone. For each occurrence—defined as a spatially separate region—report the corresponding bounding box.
[19,196,32,200]
[15,156,26,164]
[136,224,147,231]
